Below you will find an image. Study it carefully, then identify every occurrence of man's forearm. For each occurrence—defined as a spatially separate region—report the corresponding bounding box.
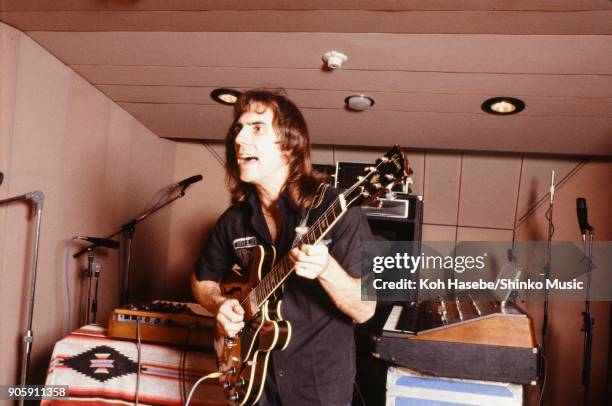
[318,257,376,323]
[191,275,227,314]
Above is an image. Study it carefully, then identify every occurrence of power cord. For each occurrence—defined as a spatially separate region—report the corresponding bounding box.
[185,371,224,406]
[135,319,142,406]
[353,379,366,406]
[538,354,547,406]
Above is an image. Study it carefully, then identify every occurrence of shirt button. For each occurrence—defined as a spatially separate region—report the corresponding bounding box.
[278,370,285,378]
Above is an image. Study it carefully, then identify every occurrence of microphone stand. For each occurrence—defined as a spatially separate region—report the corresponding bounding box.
[0,191,45,402]
[74,184,193,304]
[581,226,594,406]
[81,246,103,325]
[538,172,555,406]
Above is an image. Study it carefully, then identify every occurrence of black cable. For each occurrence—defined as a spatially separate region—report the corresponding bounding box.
[135,318,142,406]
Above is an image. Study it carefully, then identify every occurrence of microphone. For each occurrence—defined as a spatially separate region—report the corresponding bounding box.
[576,198,592,242]
[75,236,120,249]
[175,174,203,188]
[549,170,555,204]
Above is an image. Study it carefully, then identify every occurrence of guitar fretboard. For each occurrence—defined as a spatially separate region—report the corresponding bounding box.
[246,193,348,308]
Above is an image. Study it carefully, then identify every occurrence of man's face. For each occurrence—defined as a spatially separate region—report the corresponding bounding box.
[233,105,289,189]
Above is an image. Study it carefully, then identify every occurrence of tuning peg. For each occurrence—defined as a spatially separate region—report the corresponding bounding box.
[357,176,364,181]
[236,377,247,388]
[373,183,382,189]
[376,157,389,164]
[364,166,376,172]
[361,190,370,198]
[385,174,395,181]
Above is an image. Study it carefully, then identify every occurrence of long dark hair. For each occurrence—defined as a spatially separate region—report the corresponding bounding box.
[225,89,327,212]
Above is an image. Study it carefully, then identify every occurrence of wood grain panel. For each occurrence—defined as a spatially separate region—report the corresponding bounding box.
[421,224,457,243]
[97,85,612,118]
[166,141,230,299]
[423,152,462,225]
[2,10,611,34]
[2,0,610,12]
[118,102,612,156]
[26,32,612,75]
[456,227,514,241]
[2,29,72,385]
[310,145,334,166]
[0,23,21,386]
[458,154,522,229]
[411,315,535,348]
[74,66,612,98]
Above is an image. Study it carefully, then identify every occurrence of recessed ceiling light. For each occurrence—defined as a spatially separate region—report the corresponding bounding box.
[345,95,375,111]
[481,97,525,115]
[210,88,241,105]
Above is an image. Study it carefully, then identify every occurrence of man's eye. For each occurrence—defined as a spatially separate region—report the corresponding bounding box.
[253,125,261,132]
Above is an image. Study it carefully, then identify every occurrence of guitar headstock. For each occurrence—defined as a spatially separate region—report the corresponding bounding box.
[343,145,409,208]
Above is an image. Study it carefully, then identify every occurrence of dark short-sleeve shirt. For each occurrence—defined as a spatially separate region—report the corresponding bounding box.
[195,187,373,406]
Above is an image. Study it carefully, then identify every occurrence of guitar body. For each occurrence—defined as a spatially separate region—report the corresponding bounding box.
[215,245,292,406]
[214,145,408,405]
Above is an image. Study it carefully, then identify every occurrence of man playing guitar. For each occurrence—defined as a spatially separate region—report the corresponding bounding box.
[192,89,376,405]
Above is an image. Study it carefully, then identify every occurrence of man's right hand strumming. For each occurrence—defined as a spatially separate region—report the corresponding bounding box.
[217,298,245,337]
[191,276,245,337]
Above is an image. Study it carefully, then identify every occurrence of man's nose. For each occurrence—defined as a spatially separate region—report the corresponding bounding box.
[235,126,251,144]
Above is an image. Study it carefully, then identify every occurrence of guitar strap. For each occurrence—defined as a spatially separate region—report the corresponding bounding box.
[291,183,329,248]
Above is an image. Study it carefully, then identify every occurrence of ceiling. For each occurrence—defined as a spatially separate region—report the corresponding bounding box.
[1,0,611,156]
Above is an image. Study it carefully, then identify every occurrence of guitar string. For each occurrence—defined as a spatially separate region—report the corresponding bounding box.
[243,169,375,309]
[243,153,401,309]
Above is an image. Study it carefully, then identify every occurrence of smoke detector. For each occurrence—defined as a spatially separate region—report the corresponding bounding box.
[322,51,348,69]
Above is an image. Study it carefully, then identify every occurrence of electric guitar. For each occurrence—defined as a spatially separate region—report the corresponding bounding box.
[215,145,408,405]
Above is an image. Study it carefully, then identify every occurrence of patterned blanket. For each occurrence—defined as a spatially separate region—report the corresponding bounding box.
[42,325,225,405]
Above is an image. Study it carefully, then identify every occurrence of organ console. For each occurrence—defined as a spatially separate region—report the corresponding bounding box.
[355,291,539,404]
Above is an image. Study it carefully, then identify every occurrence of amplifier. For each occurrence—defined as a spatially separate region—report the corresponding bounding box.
[362,194,412,219]
[108,301,215,349]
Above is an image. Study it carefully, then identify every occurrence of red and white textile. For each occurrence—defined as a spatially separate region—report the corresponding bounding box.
[42,325,224,405]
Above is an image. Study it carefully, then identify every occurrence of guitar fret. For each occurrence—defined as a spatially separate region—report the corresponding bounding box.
[320,214,327,229]
[325,211,334,228]
[313,221,321,241]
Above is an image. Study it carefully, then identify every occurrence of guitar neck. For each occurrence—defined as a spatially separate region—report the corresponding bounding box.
[248,192,348,308]
[242,144,408,311]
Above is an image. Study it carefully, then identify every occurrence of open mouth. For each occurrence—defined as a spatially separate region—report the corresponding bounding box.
[238,154,258,165]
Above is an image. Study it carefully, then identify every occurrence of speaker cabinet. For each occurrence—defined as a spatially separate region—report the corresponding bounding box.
[366,194,422,242]
[354,195,423,406]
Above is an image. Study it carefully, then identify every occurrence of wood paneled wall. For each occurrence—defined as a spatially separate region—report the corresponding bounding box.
[167,141,611,405]
[0,23,176,386]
